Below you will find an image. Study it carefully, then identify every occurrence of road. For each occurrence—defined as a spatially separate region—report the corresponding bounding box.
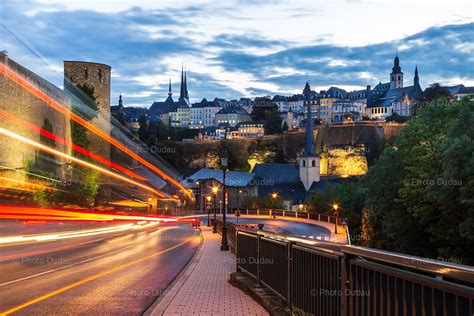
[225,216,332,239]
[0,221,200,315]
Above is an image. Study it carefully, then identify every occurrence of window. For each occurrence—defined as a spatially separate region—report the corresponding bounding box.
[98,69,102,82]
[312,160,315,167]
[302,160,306,167]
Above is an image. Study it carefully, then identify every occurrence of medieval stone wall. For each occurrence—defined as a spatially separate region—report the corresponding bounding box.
[0,53,72,184]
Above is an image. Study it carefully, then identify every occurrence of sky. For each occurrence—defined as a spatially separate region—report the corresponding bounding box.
[1,0,473,107]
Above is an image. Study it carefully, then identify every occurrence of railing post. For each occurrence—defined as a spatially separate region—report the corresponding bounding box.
[257,209,260,216]
[246,208,249,215]
[287,240,292,309]
[340,252,351,316]
[307,212,310,219]
[235,229,239,272]
[318,213,320,221]
[283,210,286,217]
[257,233,261,285]
[269,209,272,217]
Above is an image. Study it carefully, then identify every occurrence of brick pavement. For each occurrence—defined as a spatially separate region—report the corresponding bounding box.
[147,226,268,316]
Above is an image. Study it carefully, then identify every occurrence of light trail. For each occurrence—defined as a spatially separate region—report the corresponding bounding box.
[0,176,58,192]
[0,127,170,198]
[0,231,198,315]
[0,63,192,199]
[0,221,164,246]
[0,109,147,181]
[0,206,177,224]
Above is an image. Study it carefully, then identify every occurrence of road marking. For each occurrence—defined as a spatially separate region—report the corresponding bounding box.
[0,226,175,287]
[0,230,198,315]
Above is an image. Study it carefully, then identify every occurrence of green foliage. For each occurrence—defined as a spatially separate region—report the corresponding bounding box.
[81,169,100,207]
[138,114,149,142]
[422,83,451,104]
[384,113,409,123]
[264,108,283,135]
[76,83,99,113]
[365,97,474,263]
[282,121,289,132]
[240,195,285,210]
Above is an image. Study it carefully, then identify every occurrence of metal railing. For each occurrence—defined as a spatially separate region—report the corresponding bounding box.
[233,227,474,316]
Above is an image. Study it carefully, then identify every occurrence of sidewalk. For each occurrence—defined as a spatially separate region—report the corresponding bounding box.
[146,226,268,316]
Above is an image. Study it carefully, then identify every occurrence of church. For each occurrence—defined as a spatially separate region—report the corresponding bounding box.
[366,54,423,119]
[148,66,191,126]
[251,82,347,210]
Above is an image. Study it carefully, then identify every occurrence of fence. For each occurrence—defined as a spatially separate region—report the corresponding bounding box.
[232,227,474,316]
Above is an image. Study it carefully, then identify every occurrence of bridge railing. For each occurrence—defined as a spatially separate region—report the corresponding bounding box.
[233,226,474,316]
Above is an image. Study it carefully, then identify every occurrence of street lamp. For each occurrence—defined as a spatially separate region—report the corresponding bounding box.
[220,149,229,251]
[206,195,212,227]
[271,192,278,212]
[212,185,218,233]
[332,203,339,234]
[237,189,242,212]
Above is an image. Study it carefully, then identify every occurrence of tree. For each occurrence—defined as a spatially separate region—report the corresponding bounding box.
[422,83,450,104]
[282,121,289,132]
[264,107,282,134]
[365,97,474,263]
[138,114,149,142]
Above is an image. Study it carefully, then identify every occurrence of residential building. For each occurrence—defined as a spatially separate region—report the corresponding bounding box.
[236,121,264,138]
[215,105,251,127]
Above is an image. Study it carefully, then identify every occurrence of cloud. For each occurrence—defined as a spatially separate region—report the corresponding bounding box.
[0,1,473,107]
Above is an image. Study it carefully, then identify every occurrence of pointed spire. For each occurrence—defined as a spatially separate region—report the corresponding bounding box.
[168,77,172,96]
[179,63,185,100]
[414,64,420,87]
[184,69,189,100]
[303,82,316,156]
[118,94,123,107]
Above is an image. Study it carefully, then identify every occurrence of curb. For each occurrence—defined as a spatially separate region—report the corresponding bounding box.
[229,272,289,316]
[143,228,204,316]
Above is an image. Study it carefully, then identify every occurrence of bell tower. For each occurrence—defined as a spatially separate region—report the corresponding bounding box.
[390,53,403,89]
[299,82,320,191]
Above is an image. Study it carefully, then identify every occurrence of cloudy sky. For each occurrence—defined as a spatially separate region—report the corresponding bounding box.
[1,0,473,107]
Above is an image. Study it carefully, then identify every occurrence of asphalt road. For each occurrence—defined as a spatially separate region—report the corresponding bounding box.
[0,221,200,315]
[225,217,332,238]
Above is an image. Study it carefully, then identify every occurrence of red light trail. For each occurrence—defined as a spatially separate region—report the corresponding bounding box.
[0,127,171,198]
[0,63,192,199]
[0,109,146,181]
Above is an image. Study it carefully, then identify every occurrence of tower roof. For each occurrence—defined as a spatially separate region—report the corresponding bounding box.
[302,82,316,157]
[391,53,402,74]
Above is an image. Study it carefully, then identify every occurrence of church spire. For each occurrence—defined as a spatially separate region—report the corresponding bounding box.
[184,69,189,100]
[168,77,172,96]
[179,64,185,100]
[303,82,315,156]
[414,64,420,87]
[118,94,123,107]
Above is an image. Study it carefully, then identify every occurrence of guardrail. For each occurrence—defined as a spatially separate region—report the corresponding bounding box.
[226,208,345,225]
[231,226,474,316]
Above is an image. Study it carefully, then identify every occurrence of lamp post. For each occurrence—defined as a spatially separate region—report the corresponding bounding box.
[237,189,242,212]
[271,192,278,212]
[206,195,212,227]
[220,149,229,251]
[195,181,200,212]
[212,185,218,233]
[332,203,339,234]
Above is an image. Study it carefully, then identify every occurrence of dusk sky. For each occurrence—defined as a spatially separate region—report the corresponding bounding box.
[1,0,473,107]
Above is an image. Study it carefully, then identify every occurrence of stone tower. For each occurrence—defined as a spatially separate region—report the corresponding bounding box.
[390,53,403,89]
[63,61,112,197]
[299,82,320,191]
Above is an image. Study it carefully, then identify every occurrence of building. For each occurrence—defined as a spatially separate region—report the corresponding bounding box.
[235,121,265,138]
[189,98,221,129]
[273,94,304,113]
[446,84,474,100]
[367,55,422,119]
[184,168,258,210]
[215,105,251,127]
[319,87,348,123]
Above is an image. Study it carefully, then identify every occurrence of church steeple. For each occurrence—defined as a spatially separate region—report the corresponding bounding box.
[168,77,172,96]
[299,81,320,191]
[118,94,123,107]
[390,52,403,89]
[303,82,315,156]
[414,65,419,87]
[184,69,189,100]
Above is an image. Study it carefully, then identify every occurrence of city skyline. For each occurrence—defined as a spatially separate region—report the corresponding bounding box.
[1,0,473,107]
